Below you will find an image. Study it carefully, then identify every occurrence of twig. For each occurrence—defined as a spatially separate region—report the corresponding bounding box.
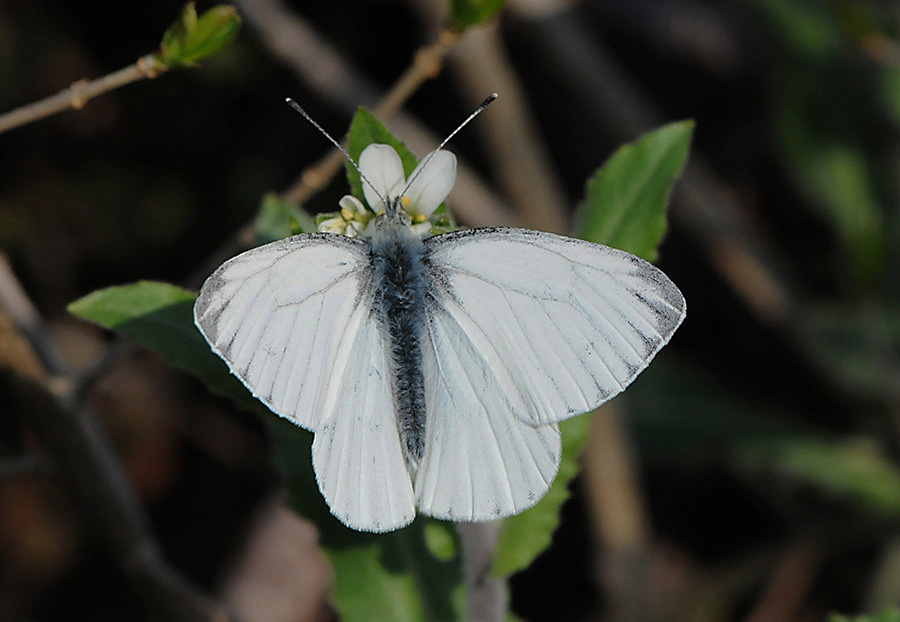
[0,252,69,375]
[457,522,506,622]
[280,27,460,207]
[0,55,162,135]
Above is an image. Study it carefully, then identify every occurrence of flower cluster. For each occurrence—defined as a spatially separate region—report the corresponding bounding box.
[318,143,457,237]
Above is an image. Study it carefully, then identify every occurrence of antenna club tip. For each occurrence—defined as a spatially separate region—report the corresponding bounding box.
[479,93,499,109]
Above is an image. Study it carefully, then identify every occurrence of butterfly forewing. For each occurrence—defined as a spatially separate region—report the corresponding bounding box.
[194,234,375,430]
[422,227,686,428]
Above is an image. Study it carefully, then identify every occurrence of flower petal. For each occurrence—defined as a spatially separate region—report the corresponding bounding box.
[359,144,405,211]
[339,195,366,216]
[404,150,457,216]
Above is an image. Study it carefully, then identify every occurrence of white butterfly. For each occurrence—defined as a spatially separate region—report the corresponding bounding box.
[195,132,685,533]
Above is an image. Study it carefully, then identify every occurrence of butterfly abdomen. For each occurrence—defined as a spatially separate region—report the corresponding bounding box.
[370,227,429,468]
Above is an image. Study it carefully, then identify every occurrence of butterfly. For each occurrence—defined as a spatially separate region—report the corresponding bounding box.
[194,99,686,532]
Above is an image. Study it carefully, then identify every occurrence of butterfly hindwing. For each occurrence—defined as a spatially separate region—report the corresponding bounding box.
[311,292,416,532]
[416,298,562,521]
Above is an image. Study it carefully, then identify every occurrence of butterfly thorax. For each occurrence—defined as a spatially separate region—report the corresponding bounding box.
[369,214,429,469]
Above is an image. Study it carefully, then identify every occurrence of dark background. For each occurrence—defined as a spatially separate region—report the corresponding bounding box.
[2,0,899,620]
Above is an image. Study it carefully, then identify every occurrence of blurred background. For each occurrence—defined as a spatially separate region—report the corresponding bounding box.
[2,0,900,620]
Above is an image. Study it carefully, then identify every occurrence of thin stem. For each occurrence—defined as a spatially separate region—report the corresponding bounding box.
[457,522,506,622]
[0,54,163,135]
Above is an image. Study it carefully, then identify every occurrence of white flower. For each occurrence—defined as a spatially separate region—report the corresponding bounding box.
[359,144,457,218]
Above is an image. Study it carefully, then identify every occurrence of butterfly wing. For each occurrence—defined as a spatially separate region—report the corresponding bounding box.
[194,234,415,531]
[423,227,686,428]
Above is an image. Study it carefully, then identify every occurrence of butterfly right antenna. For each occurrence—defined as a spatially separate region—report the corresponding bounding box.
[285,98,388,214]
[400,93,498,197]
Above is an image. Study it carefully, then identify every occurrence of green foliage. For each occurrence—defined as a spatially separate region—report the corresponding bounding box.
[576,120,694,263]
[631,358,900,519]
[346,108,419,206]
[154,3,241,70]
[449,0,507,30]
[799,304,900,398]
[830,608,900,622]
[67,281,259,413]
[751,0,890,283]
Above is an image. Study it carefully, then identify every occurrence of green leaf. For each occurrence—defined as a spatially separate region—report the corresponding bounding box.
[775,85,885,280]
[493,413,591,577]
[576,120,694,262]
[254,192,316,244]
[346,107,418,205]
[155,3,241,69]
[450,0,507,30]
[67,281,258,412]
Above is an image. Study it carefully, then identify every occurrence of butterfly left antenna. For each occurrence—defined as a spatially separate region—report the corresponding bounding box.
[285,98,388,213]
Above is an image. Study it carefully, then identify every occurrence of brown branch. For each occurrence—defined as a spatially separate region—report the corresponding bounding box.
[0,55,162,135]
[743,545,820,622]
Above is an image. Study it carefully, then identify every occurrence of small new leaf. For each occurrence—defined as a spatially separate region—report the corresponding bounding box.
[155,3,241,69]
